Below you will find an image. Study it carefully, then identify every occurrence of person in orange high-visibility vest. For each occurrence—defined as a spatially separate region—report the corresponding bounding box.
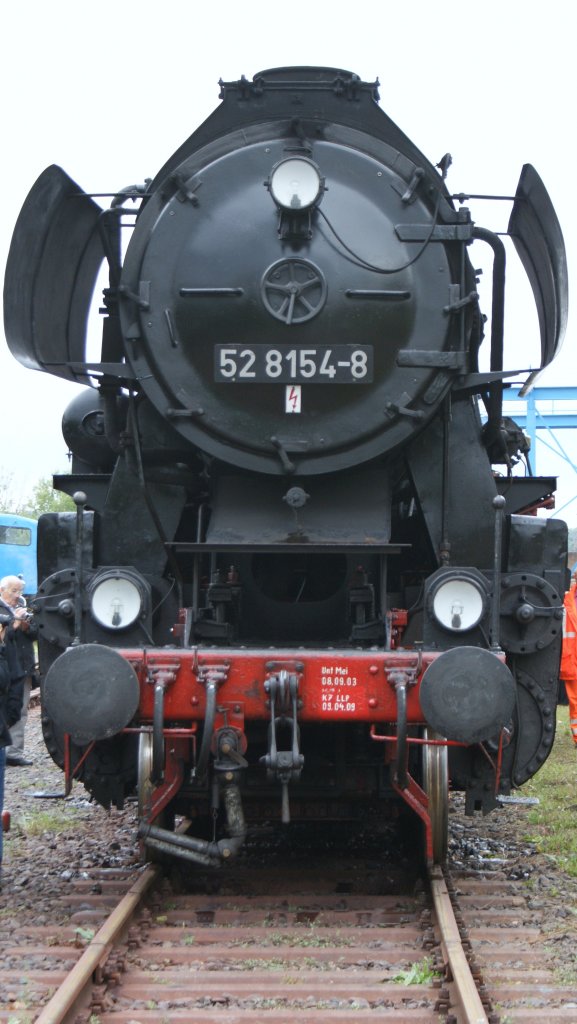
[560,570,577,748]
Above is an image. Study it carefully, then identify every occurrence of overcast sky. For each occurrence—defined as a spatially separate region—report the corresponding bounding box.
[2,0,575,521]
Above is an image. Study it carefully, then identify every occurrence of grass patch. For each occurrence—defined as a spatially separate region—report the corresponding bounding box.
[6,802,86,860]
[521,711,577,877]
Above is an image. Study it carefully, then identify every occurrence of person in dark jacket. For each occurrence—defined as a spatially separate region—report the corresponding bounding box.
[0,614,25,880]
[0,575,37,766]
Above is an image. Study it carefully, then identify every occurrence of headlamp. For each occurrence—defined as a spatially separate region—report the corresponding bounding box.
[429,575,486,633]
[88,569,148,631]
[269,158,323,211]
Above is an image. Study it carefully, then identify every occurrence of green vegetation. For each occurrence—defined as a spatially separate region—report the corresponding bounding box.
[522,710,577,877]
[7,802,86,860]
[392,957,439,985]
[0,472,75,518]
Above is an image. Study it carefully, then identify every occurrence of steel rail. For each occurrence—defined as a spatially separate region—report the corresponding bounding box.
[34,862,160,1024]
[34,816,194,1023]
[429,863,489,1024]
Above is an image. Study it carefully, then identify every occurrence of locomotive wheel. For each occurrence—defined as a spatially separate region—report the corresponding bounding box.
[423,729,449,863]
[137,732,175,861]
[137,731,155,821]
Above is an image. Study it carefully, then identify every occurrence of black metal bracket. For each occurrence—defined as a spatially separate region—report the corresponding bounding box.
[260,669,304,823]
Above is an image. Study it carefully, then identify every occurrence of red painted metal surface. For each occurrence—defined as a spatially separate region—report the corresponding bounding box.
[122,647,443,724]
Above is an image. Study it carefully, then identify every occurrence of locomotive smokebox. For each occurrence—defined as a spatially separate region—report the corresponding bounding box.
[43,645,140,744]
[419,647,516,745]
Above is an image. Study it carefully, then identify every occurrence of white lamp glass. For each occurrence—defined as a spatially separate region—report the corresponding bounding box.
[432,578,485,632]
[270,158,321,210]
[90,576,142,630]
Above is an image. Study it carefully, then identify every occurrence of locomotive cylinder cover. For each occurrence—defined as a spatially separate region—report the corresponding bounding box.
[120,112,471,474]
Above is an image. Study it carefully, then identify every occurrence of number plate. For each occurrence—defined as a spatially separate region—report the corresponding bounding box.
[215,345,373,383]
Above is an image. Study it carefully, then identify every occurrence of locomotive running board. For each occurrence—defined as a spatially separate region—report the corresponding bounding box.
[508,164,568,379]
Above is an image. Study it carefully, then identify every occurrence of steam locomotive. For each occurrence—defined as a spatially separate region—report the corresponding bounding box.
[4,67,569,865]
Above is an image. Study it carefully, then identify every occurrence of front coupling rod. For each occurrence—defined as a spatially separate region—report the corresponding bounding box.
[261,669,304,823]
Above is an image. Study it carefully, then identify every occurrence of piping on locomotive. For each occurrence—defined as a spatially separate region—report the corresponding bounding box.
[4,67,568,865]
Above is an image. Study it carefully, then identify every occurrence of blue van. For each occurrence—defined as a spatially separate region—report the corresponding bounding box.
[0,513,38,594]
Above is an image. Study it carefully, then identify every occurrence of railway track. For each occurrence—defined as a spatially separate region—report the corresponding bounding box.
[2,824,576,1024]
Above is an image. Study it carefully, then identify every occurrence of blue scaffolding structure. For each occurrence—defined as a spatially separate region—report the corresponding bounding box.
[501,387,577,520]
